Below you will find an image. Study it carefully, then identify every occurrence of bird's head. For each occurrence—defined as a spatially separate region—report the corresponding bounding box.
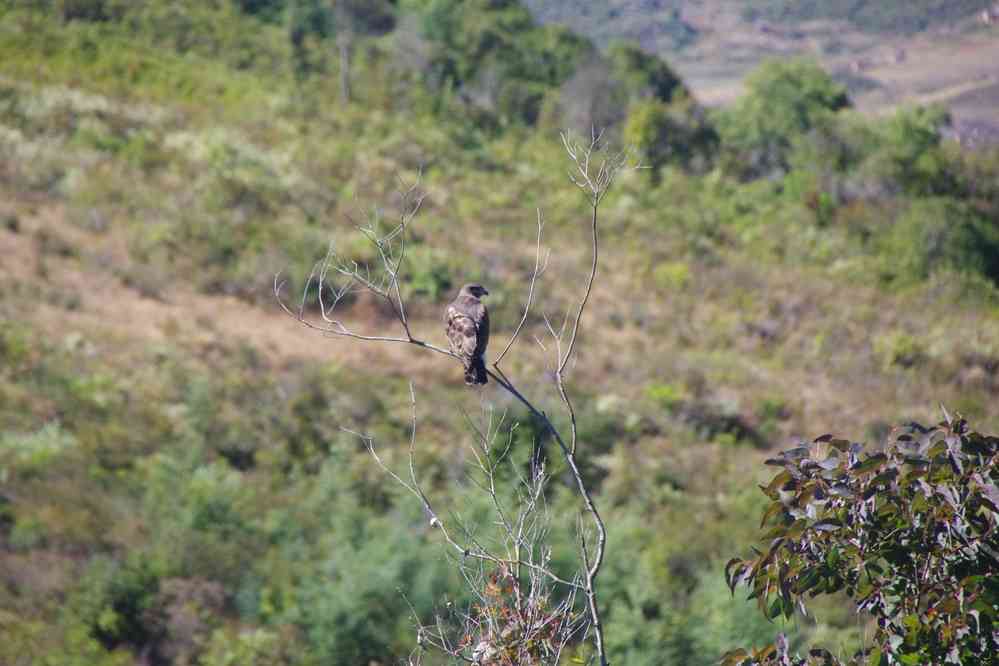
[461,283,489,299]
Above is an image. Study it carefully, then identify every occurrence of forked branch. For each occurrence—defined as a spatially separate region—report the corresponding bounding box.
[279,136,635,666]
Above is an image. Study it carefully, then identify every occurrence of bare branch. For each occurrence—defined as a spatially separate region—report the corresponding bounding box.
[278,146,632,665]
[274,272,455,353]
[493,208,549,369]
[349,391,584,595]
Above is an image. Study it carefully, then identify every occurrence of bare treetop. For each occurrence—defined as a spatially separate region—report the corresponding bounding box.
[277,131,639,665]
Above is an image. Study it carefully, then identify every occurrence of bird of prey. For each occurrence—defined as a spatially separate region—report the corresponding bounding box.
[445,283,490,385]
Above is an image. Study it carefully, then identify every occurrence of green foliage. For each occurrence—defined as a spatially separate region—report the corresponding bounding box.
[55,0,124,23]
[259,462,461,663]
[0,423,78,480]
[3,4,999,666]
[865,106,956,197]
[607,564,785,666]
[402,245,457,300]
[606,41,685,104]
[200,627,307,666]
[286,0,397,76]
[413,0,593,125]
[873,331,928,370]
[880,198,999,286]
[624,96,717,174]
[725,417,999,665]
[652,260,692,290]
[646,381,688,411]
[717,60,849,179]
[234,0,287,21]
[69,555,165,653]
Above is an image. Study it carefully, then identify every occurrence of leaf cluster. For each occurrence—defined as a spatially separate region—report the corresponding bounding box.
[725,416,999,665]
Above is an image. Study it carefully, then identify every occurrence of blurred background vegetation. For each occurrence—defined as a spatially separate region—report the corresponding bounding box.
[0,0,997,664]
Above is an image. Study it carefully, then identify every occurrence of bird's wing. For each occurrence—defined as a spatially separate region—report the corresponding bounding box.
[446,304,479,360]
[475,303,489,357]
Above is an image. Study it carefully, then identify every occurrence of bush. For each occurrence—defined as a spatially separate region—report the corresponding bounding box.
[200,627,307,666]
[716,60,849,179]
[880,198,999,287]
[873,331,928,370]
[415,0,592,125]
[269,478,459,662]
[0,423,78,480]
[606,41,686,103]
[56,0,121,22]
[724,415,999,665]
[69,555,165,653]
[624,96,718,174]
[865,106,956,197]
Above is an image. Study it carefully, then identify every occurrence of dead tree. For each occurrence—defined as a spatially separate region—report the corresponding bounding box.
[276,131,634,666]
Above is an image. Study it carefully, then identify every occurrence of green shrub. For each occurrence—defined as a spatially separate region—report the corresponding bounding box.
[716,60,849,179]
[402,244,455,301]
[646,381,687,411]
[415,0,592,126]
[56,0,120,23]
[864,105,956,197]
[141,454,261,585]
[651,260,691,290]
[68,555,165,653]
[0,322,33,367]
[624,97,717,174]
[606,41,686,103]
[880,198,999,286]
[724,417,999,665]
[261,464,460,663]
[201,627,308,666]
[873,331,928,370]
[0,423,78,480]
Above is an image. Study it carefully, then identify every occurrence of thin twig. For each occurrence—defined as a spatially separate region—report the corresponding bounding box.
[493,209,548,369]
[278,149,634,665]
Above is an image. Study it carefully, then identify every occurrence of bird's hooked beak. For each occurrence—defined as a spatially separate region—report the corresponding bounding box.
[481,287,489,296]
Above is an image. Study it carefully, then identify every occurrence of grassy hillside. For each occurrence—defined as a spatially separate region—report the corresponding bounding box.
[1,2,998,665]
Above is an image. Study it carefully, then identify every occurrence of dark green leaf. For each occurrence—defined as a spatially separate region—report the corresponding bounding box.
[854,453,888,473]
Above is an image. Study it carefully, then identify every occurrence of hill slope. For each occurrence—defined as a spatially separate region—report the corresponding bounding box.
[1,3,998,665]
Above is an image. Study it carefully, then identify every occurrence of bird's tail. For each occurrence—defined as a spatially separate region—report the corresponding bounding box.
[465,357,488,386]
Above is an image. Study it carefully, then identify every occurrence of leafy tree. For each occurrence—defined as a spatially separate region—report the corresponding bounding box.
[67,555,165,655]
[606,41,685,104]
[544,39,697,137]
[548,54,628,133]
[716,60,849,179]
[413,0,592,124]
[723,415,999,665]
[234,0,287,21]
[880,197,999,287]
[55,0,119,22]
[871,105,955,197]
[287,0,332,79]
[332,0,397,100]
[623,95,718,175]
[285,0,396,95]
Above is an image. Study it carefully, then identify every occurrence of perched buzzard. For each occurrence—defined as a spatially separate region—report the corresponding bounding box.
[445,283,490,385]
